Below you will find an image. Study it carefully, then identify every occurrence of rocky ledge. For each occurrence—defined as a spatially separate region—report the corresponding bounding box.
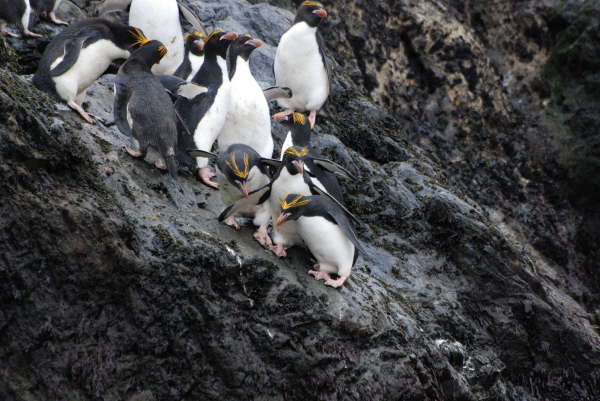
[1,0,599,400]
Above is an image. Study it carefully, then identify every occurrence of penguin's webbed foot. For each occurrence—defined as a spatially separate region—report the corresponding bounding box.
[324,276,348,288]
[223,216,241,230]
[49,12,69,26]
[23,30,43,39]
[1,29,21,38]
[198,167,219,189]
[309,110,317,129]
[154,159,167,170]
[272,109,294,122]
[309,268,331,282]
[269,244,287,258]
[67,101,95,124]
[253,225,273,248]
[123,145,145,159]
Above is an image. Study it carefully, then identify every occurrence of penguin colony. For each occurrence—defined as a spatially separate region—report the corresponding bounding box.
[6,0,362,288]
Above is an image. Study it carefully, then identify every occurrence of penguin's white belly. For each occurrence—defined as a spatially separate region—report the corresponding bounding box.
[219,64,273,158]
[53,40,129,102]
[269,171,310,246]
[187,54,204,82]
[21,0,32,30]
[298,216,355,277]
[275,22,329,111]
[192,81,231,168]
[129,0,183,75]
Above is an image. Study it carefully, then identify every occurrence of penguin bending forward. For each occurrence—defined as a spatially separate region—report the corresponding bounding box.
[189,145,281,237]
[114,40,193,177]
[0,0,42,38]
[273,1,330,128]
[175,30,238,188]
[219,35,273,160]
[30,0,68,25]
[273,111,312,160]
[33,19,150,123]
[276,193,364,288]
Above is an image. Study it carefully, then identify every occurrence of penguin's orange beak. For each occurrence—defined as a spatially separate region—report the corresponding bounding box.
[246,39,263,48]
[221,32,239,41]
[272,113,290,123]
[194,39,205,51]
[238,181,250,199]
[313,9,328,18]
[276,213,291,227]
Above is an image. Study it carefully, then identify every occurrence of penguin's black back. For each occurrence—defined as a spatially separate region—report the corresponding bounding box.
[30,0,55,13]
[0,0,27,25]
[33,18,134,96]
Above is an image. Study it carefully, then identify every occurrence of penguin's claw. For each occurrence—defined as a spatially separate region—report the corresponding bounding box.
[223,216,240,230]
[309,269,330,281]
[23,30,43,39]
[154,159,167,170]
[68,101,95,124]
[198,167,219,189]
[270,244,287,258]
[1,29,20,38]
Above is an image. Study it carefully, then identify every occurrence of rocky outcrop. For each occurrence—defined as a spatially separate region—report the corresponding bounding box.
[1,1,599,400]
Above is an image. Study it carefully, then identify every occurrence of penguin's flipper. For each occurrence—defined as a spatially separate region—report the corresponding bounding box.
[324,201,366,255]
[50,37,86,77]
[311,158,352,179]
[218,184,271,222]
[188,149,217,159]
[178,2,206,34]
[113,80,133,136]
[93,0,132,16]
[316,31,332,93]
[308,181,362,226]
[263,86,293,101]
[157,75,208,99]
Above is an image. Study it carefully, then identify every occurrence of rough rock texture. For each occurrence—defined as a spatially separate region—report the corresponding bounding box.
[1,0,600,400]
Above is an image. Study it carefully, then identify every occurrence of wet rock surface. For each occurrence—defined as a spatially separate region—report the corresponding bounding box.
[1,0,600,400]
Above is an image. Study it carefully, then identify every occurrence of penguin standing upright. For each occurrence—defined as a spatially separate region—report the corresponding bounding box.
[219,35,273,160]
[33,19,150,123]
[30,0,68,25]
[174,31,206,81]
[0,0,42,38]
[188,144,280,233]
[113,40,187,177]
[275,194,364,288]
[175,30,238,188]
[129,0,184,75]
[273,1,330,128]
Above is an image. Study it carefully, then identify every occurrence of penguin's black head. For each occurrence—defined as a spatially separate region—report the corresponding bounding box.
[230,34,263,61]
[276,193,312,226]
[205,30,239,59]
[295,1,328,27]
[130,40,168,67]
[125,26,151,50]
[223,150,254,199]
[282,146,309,176]
[185,31,206,56]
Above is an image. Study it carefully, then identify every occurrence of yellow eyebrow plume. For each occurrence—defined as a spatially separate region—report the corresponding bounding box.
[225,152,250,179]
[206,30,225,41]
[157,45,167,57]
[280,194,310,211]
[130,27,149,47]
[284,146,309,157]
[292,112,306,125]
[301,1,324,7]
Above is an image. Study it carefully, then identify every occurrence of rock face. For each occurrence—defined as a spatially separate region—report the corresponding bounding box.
[1,1,599,400]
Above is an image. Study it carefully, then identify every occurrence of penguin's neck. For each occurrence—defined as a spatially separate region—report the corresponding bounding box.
[230,57,251,81]
[193,53,228,87]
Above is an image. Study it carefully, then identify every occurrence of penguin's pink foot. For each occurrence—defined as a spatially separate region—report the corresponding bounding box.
[68,101,95,124]
[223,216,240,230]
[272,109,294,121]
[154,158,167,170]
[309,269,331,281]
[309,110,317,129]
[253,225,272,247]
[123,145,144,158]
[312,263,320,271]
[269,244,287,258]
[198,167,219,189]
[1,29,20,38]
[24,29,43,39]
[324,276,348,288]
[49,12,69,25]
